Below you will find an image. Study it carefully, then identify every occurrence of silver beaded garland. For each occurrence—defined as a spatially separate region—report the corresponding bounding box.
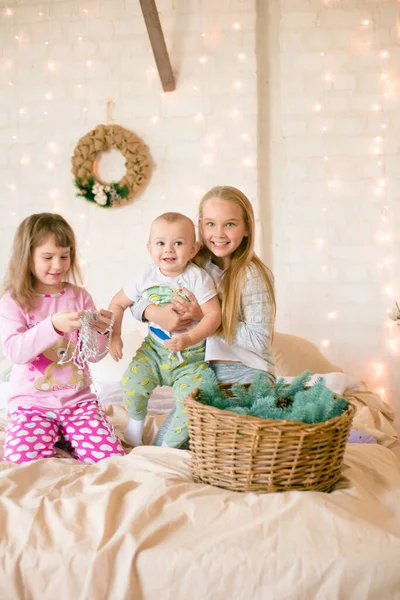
[58,309,113,369]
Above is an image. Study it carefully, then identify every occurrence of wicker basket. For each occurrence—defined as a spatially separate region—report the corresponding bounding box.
[185,385,355,493]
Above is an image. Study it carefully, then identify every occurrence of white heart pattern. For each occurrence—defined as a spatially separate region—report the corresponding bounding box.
[26,451,38,459]
[33,428,45,435]
[97,428,109,435]
[72,434,84,441]
[81,428,92,434]
[42,436,52,443]
[89,420,99,428]
[92,451,105,459]
[26,436,37,443]
[100,444,113,452]
[17,430,29,437]
[90,436,102,443]
[10,453,21,461]
[25,423,36,429]
[34,443,45,450]
[77,448,86,455]
[17,444,29,451]
[82,442,94,449]
[9,438,20,446]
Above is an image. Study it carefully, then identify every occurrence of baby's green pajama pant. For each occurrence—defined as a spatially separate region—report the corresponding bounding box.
[121,335,209,448]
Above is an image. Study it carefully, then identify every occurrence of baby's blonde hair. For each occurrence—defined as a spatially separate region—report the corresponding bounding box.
[195,186,276,344]
[150,212,196,241]
[2,213,82,310]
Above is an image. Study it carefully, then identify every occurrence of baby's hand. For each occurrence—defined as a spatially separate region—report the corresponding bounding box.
[92,309,114,334]
[110,335,123,362]
[164,333,192,352]
[52,311,82,334]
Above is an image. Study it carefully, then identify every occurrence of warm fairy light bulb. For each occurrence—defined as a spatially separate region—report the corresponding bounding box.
[328,312,337,319]
[151,116,159,123]
[322,126,327,132]
[234,80,242,89]
[366,42,372,47]
[321,340,330,347]
[241,133,249,141]
[86,60,93,67]
[199,56,207,63]
[324,156,329,160]
[84,8,88,13]
[375,187,383,195]
[375,136,382,142]
[78,36,83,41]
[381,73,389,80]
[5,8,13,16]
[327,181,333,188]
[315,104,322,111]
[195,113,203,120]
[379,179,385,187]
[374,363,384,376]
[8,82,12,86]
[324,73,333,81]
[20,156,30,165]
[201,32,206,37]
[193,85,198,91]
[385,286,394,296]
[45,93,53,100]
[80,213,85,219]
[321,265,327,271]
[46,161,55,169]
[243,157,255,167]
[233,23,240,30]
[380,51,389,58]
[361,19,370,26]
[48,61,55,71]
[202,154,213,165]
[376,387,386,398]
[238,53,246,60]
[9,184,16,191]
[320,52,324,56]
[372,104,381,111]
[316,238,324,246]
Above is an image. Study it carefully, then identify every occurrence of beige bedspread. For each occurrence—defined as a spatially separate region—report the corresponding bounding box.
[1,388,400,600]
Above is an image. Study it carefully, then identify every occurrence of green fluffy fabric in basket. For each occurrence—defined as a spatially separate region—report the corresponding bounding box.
[197,370,349,424]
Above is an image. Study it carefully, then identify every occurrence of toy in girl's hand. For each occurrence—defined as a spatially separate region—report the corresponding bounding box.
[58,309,113,370]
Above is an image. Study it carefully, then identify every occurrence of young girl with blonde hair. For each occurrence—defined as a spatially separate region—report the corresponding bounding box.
[0,213,125,464]
[132,186,276,444]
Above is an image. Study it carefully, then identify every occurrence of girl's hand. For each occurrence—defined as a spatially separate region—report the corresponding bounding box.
[110,334,123,362]
[144,304,192,333]
[51,311,82,334]
[92,309,114,334]
[170,289,203,321]
[164,333,192,352]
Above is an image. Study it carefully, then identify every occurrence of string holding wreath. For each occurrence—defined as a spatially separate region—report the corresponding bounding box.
[71,124,151,208]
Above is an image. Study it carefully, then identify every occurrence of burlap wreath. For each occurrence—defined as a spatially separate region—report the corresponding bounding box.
[71,124,151,208]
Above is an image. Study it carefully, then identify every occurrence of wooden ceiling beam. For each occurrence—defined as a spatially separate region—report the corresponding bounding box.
[139,0,176,92]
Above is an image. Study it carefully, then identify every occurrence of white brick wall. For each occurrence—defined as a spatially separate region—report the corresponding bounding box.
[0,0,258,309]
[1,0,399,426]
[262,0,400,424]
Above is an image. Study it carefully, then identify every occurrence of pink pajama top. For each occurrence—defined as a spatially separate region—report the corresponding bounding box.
[0,284,108,411]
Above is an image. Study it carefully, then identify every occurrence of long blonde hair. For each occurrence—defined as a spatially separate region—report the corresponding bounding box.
[2,213,82,311]
[195,186,276,345]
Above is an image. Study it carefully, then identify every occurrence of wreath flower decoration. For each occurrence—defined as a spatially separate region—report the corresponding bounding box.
[71,124,151,208]
[389,302,400,325]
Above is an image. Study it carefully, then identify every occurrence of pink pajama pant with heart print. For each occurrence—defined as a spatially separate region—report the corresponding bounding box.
[3,400,125,464]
